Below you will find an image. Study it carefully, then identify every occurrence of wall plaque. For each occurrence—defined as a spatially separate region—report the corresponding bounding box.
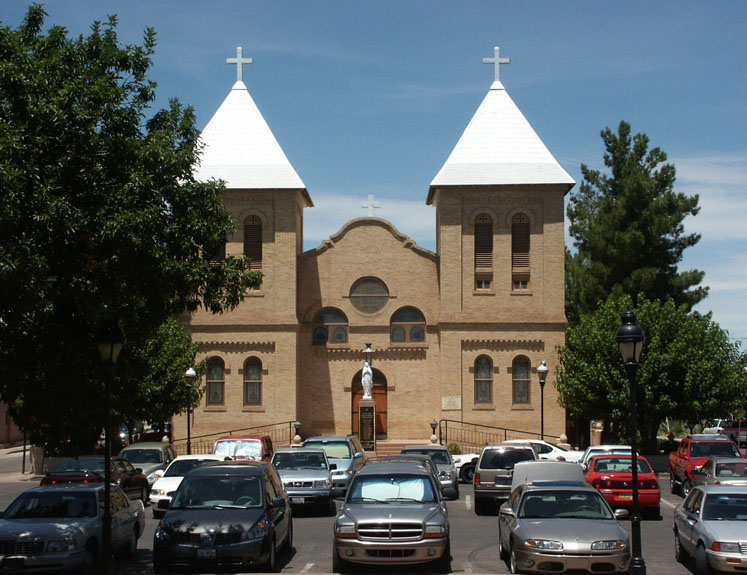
[359,400,376,451]
[441,396,462,411]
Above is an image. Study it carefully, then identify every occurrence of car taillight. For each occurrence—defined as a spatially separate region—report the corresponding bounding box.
[592,479,610,489]
[639,479,659,490]
[474,472,481,486]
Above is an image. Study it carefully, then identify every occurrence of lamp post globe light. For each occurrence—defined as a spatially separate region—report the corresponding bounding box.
[97,320,125,574]
[363,343,375,366]
[537,360,549,441]
[184,368,197,455]
[615,310,646,575]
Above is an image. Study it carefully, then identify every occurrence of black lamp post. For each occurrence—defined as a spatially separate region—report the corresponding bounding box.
[97,321,125,574]
[615,310,646,575]
[363,343,374,366]
[537,360,548,440]
[185,368,197,455]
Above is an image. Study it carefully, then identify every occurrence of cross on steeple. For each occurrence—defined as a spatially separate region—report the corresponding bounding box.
[226,46,253,82]
[482,46,510,82]
[362,194,381,217]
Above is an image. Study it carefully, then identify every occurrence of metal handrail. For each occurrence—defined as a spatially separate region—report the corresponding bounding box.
[171,421,298,456]
[438,419,561,453]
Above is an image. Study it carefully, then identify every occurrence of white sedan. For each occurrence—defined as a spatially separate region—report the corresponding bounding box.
[452,452,480,483]
[149,453,227,517]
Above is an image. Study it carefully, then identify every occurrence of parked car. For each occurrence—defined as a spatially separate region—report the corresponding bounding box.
[722,421,747,445]
[451,452,480,483]
[511,460,586,490]
[498,481,630,574]
[693,457,747,488]
[212,435,274,462]
[703,418,732,435]
[585,454,660,518]
[302,435,366,491]
[332,462,455,572]
[149,453,228,518]
[400,444,459,499]
[578,444,631,470]
[272,448,336,513]
[153,460,292,573]
[503,438,574,461]
[40,456,149,503]
[670,434,742,497]
[674,485,747,573]
[119,441,176,486]
[0,483,145,574]
[473,444,536,514]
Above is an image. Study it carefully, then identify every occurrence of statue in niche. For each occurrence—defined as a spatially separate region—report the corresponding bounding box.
[361,361,373,400]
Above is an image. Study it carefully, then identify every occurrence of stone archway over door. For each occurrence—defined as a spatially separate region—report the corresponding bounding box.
[352,368,387,440]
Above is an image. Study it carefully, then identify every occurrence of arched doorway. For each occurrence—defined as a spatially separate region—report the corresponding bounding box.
[352,368,387,440]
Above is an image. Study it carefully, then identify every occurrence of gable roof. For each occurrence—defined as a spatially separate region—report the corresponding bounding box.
[428,80,574,203]
[194,80,311,206]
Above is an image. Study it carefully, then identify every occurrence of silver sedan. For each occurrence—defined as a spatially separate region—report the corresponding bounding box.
[674,485,747,573]
[498,482,630,574]
[693,458,747,487]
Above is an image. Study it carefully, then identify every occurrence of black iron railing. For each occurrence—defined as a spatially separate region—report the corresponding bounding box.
[438,419,560,453]
[171,421,297,456]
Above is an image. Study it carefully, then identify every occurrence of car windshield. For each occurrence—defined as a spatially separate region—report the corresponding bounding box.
[519,490,614,520]
[272,451,328,470]
[304,441,351,459]
[348,474,437,504]
[401,449,452,464]
[691,443,741,458]
[53,458,105,473]
[481,449,534,469]
[164,459,218,477]
[703,493,747,521]
[122,449,163,464]
[593,457,652,473]
[4,492,97,519]
[171,476,263,509]
[214,439,261,458]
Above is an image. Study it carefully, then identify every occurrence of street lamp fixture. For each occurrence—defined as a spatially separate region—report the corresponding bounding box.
[537,360,549,440]
[97,320,124,575]
[615,310,646,575]
[294,420,301,434]
[184,368,197,455]
[363,343,375,366]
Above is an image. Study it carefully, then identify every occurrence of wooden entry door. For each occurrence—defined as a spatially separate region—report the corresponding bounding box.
[352,368,387,440]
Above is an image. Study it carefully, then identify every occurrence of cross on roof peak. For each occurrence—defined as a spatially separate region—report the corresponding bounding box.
[227,46,253,82]
[482,46,510,82]
[362,194,381,217]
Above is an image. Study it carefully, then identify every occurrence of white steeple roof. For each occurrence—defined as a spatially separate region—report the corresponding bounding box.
[194,80,310,201]
[428,78,574,201]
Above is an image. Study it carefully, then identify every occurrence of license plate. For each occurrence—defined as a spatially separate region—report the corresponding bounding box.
[197,548,216,559]
[291,497,305,504]
[495,477,511,485]
[618,494,633,500]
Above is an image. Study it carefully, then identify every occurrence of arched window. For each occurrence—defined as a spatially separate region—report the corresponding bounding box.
[512,356,531,404]
[474,356,492,404]
[244,358,262,406]
[206,357,225,406]
[512,213,530,290]
[350,277,389,313]
[244,215,262,270]
[312,309,348,345]
[390,307,426,343]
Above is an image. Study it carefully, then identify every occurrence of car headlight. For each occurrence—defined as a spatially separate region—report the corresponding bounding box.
[712,541,740,553]
[47,539,77,552]
[335,524,356,538]
[248,519,269,540]
[314,479,331,489]
[150,488,163,496]
[526,539,563,550]
[147,473,160,484]
[332,469,353,476]
[591,540,626,550]
[154,524,169,542]
[425,525,447,538]
[438,471,449,479]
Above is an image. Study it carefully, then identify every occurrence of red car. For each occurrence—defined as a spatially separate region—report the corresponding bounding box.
[40,456,149,503]
[585,453,660,518]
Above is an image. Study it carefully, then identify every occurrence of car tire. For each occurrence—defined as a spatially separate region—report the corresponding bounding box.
[695,543,715,575]
[670,470,680,495]
[474,498,486,515]
[332,545,352,573]
[682,479,692,499]
[460,464,475,483]
[509,542,523,574]
[265,535,277,572]
[432,539,451,573]
[140,486,148,504]
[674,530,690,564]
[81,542,97,575]
[498,525,508,560]
[119,525,138,558]
[282,519,293,553]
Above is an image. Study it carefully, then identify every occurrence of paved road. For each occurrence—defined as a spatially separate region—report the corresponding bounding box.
[0,454,698,574]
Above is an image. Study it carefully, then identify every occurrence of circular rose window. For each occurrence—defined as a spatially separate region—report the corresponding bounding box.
[350,277,389,313]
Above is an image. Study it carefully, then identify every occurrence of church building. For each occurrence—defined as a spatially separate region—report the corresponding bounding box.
[179,46,575,446]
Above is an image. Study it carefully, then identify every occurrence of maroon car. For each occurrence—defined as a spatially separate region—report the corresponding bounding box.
[40,456,149,503]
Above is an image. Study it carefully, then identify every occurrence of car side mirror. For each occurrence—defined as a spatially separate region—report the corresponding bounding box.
[271,496,286,509]
[157,499,170,510]
[501,507,516,517]
[441,487,458,500]
[153,469,165,479]
[329,463,337,471]
[134,468,143,475]
[354,452,365,460]
[614,509,629,520]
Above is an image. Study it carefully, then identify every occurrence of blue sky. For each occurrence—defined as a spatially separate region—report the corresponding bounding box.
[3,1,746,345]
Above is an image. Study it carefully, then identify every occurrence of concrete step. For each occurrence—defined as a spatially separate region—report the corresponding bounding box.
[369,439,434,457]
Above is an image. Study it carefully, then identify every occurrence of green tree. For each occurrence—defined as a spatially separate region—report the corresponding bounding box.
[0,6,259,453]
[566,121,707,322]
[557,295,746,451]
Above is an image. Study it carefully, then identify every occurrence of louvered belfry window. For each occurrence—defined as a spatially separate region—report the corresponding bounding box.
[512,213,530,268]
[474,214,493,269]
[244,215,262,269]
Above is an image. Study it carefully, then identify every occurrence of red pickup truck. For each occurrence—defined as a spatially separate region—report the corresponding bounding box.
[669,434,742,497]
